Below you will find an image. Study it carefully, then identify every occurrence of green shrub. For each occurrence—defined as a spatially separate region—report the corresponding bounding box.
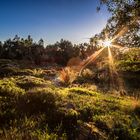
[112,120,140,140]
[17,88,59,115]
[16,76,46,90]
[0,79,25,97]
[117,61,140,72]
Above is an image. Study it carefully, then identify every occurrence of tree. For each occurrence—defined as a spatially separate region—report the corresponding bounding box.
[97,0,140,47]
[25,35,33,46]
[13,35,20,42]
[0,41,3,58]
[38,38,44,47]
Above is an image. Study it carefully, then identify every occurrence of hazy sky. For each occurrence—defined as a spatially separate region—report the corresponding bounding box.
[0,0,110,44]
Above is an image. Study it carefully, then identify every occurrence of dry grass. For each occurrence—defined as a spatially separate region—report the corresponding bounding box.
[59,67,78,85]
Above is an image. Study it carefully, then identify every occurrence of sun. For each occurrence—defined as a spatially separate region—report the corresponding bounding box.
[103,40,112,47]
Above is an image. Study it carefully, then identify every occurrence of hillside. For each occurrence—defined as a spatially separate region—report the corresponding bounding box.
[0,59,140,140]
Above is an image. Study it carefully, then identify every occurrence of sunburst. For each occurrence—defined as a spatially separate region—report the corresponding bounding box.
[59,24,131,92]
[102,40,112,47]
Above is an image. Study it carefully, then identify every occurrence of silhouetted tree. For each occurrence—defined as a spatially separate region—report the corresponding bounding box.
[98,0,140,47]
[0,36,92,66]
[0,41,3,58]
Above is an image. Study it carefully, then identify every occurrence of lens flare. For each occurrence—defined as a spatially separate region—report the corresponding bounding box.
[58,22,132,91]
[107,46,125,92]
[103,40,112,47]
[79,47,105,75]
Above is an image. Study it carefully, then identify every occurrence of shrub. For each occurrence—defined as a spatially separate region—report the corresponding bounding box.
[58,67,78,85]
[0,59,12,65]
[16,76,46,90]
[0,79,25,97]
[17,88,59,115]
[117,61,140,72]
[61,109,79,139]
[81,68,95,79]
[0,60,20,77]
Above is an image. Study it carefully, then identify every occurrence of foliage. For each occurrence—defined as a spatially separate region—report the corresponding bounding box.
[116,48,140,72]
[0,67,19,77]
[59,67,78,85]
[121,48,140,62]
[0,116,66,140]
[0,78,25,96]
[81,68,95,79]
[117,61,140,72]
[93,0,140,48]
[0,71,140,139]
[15,76,46,90]
[0,36,93,66]
[0,1,139,139]
[68,87,99,96]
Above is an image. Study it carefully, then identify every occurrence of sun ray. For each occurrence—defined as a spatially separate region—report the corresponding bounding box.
[58,17,139,88]
[111,26,129,42]
[107,46,125,92]
[108,46,118,90]
[112,44,123,49]
[79,47,105,75]
[103,40,112,47]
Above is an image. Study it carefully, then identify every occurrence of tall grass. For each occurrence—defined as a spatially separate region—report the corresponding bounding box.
[59,67,77,85]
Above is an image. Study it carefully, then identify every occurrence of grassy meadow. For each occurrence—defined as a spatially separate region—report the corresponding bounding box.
[0,53,140,140]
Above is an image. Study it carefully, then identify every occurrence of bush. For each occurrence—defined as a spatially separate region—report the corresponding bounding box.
[117,61,140,72]
[61,109,79,139]
[81,68,95,79]
[0,79,25,97]
[16,76,46,90]
[17,88,59,115]
[58,67,78,85]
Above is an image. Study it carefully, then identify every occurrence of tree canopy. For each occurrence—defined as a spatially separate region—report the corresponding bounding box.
[91,0,140,48]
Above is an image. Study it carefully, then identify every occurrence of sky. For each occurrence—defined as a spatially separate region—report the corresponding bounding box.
[0,0,111,45]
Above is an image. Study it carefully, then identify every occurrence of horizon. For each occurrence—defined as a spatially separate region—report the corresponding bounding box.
[0,0,111,45]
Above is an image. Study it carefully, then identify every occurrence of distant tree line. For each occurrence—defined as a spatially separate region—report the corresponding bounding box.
[0,35,97,66]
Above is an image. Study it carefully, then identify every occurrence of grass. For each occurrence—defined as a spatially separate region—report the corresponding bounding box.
[0,59,140,140]
[58,67,78,85]
[67,87,99,96]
